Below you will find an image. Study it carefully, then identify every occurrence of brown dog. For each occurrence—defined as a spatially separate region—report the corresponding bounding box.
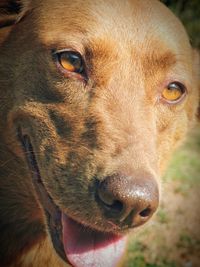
[0,0,199,266]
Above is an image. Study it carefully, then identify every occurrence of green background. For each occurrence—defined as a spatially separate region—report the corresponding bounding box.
[162,0,200,48]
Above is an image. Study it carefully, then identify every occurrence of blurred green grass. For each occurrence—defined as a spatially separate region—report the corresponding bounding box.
[164,127,200,184]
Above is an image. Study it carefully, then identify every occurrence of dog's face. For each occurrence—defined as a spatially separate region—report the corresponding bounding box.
[0,0,199,266]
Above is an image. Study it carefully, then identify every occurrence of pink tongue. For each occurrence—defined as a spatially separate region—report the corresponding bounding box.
[61,213,127,267]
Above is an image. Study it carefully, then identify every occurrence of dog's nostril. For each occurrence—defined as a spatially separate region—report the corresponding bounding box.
[139,207,152,218]
[97,181,124,214]
[103,200,124,213]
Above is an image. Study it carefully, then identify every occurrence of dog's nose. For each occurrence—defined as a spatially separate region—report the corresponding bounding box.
[97,174,159,227]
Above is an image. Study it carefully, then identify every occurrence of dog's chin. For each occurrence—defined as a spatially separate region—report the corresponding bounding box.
[18,131,127,267]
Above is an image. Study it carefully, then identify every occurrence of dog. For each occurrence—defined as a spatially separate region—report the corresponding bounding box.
[0,0,199,266]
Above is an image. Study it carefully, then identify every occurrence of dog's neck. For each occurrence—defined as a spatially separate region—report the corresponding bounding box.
[14,237,68,267]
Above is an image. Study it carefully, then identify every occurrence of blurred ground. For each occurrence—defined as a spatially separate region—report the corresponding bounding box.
[125,127,200,267]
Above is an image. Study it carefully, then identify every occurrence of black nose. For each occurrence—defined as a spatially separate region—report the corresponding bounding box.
[97,174,159,228]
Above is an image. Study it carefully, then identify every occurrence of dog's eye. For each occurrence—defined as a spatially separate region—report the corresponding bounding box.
[58,51,84,74]
[161,82,186,103]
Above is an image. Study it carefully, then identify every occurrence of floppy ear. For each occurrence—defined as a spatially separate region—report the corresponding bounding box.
[0,0,30,44]
[197,57,200,121]
[192,49,200,121]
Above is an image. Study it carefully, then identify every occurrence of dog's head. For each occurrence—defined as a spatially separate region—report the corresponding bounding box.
[0,0,199,266]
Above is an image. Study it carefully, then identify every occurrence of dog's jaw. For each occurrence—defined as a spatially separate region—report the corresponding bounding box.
[18,132,68,262]
[18,130,127,267]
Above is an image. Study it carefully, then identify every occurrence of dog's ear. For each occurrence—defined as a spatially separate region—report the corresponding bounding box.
[0,0,31,44]
[197,55,200,121]
[192,49,200,120]
[0,0,31,27]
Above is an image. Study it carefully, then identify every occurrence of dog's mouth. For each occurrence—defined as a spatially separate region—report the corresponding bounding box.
[18,131,127,267]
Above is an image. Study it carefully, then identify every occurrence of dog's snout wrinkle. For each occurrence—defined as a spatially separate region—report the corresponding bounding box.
[97,174,159,228]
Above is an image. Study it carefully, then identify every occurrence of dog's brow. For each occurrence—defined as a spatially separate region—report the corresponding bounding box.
[142,51,177,76]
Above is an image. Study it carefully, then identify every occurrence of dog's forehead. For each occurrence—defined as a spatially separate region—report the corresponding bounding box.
[32,0,190,53]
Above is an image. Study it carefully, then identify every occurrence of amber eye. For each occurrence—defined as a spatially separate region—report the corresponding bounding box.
[57,51,84,74]
[161,82,186,103]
